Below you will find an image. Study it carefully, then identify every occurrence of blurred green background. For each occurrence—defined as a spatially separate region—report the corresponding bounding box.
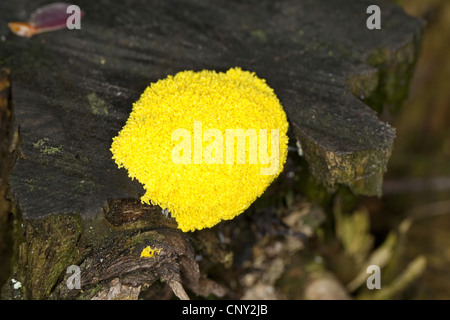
[372,0,450,299]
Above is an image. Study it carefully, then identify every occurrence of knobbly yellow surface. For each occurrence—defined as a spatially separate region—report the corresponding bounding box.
[111,67,288,232]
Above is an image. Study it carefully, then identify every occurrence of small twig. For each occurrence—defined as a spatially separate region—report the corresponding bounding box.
[405,199,450,221]
[168,280,190,300]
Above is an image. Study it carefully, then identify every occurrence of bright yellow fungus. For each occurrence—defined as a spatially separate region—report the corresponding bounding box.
[111,67,289,232]
[140,246,162,258]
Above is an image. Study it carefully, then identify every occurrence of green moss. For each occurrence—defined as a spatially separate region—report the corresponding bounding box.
[125,230,166,248]
[250,30,268,42]
[346,68,379,100]
[365,38,421,113]
[32,137,63,155]
[87,92,109,116]
[299,130,393,196]
[13,214,84,299]
[25,179,35,192]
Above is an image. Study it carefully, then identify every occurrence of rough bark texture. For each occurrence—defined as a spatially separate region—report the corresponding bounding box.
[0,0,423,299]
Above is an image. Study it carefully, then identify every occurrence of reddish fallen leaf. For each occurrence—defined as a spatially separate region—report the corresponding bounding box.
[8,2,84,37]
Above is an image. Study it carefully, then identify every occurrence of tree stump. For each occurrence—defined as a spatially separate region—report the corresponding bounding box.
[0,0,423,299]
